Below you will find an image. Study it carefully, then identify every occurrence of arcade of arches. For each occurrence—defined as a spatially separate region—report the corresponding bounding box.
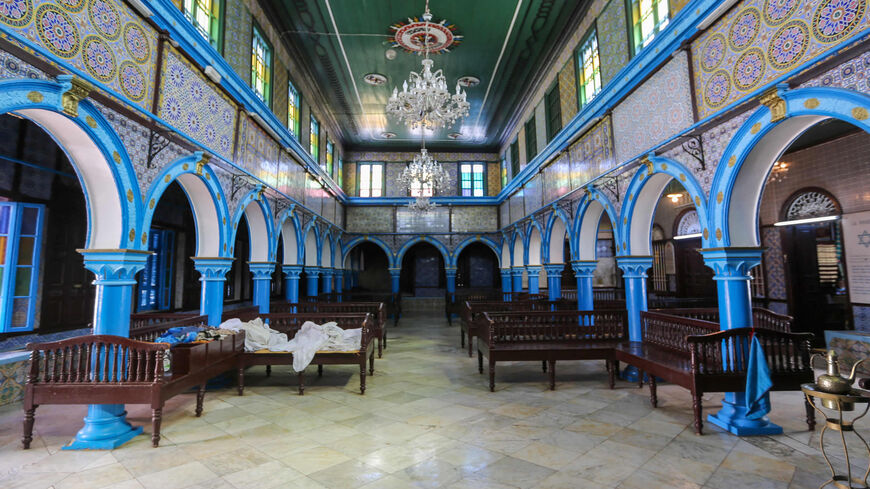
[0,1,869,487]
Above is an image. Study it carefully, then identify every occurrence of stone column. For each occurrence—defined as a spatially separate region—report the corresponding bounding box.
[66,249,150,450]
[249,262,274,314]
[389,268,401,296]
[305,266,321,297]
[526,266,541,294]
[571,260,597,311]
[543,263,564,301]
[283,265,303,303]
[500,268,512,301]
[701,248,782,436]
[334,269,344,294]
[193,257,234,326]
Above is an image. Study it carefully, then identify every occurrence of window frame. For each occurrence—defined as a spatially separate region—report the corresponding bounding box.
[575,25,602,108]
[0,203,44,332]
[325,140,334,177]
[182,0,224,52]
[309,115,320,162]
[501,157,508,187]
[251,22,272,106]
[524,117,537,165]
[337,157,343,188]
[287,78,301,139]
[628,0,670,56]
[509,139,520,179]
[357,162,384,198]
[459,162,487,197]
[545,82,562,143]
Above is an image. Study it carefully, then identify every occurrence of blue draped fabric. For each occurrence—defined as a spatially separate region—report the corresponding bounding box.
[745,335,773,420]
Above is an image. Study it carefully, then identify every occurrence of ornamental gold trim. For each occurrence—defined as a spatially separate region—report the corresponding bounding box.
[61,77,92,118]
[759,87,786,123]
[27,91,43,103]
[853,107,869,121]
[803,98,820,109]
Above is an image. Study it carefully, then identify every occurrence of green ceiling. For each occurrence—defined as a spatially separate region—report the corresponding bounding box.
[263,0,586,152]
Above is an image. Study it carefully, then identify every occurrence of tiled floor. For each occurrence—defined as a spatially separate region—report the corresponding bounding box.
[0,312,861,488]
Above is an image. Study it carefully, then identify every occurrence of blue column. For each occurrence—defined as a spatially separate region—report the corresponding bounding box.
[511,267,524,294]
[193,257,233,327]
[249,262,274,314]
[335,269,344,293]
[525,266,541,294]
[305,266,321,297]
[66,249,150,450]
[389,268,401,295]
[617,256,652,382]
[321,267,334,294]
[543,264,564,301]
[701,248,781,436]
[500,268,512,301]
[571,261,597,311]
[283,265,303,303]
[445,266,457,303]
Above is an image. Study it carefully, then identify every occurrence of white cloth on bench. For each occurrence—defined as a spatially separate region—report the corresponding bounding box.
[220,317,361,372]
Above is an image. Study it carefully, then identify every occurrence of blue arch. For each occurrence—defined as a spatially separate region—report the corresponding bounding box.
[0,77,141,249]
[143,153,230,257]
[301,218,322,266]
[321,228,337,268]
[619,154,710,255]
[274,206,303,265]
[395,236,451,269]
[571,188,620,260]
[229,187,276,262]
[710,86,870,247]
[523,219,545,266]
[451,236,501,267]
[342,235,395,268]
[543,206,573,263]
[509,226,525,267]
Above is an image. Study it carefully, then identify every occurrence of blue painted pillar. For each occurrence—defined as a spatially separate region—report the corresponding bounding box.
[321,267,334,294]
[701,248,781,436]
[617,256,652,382]
[445,266,457,303]
[500,268,513,301]
[526,266,541,294]
[283,265,303,303]
[389,268,401,296]
[511,267,524,294]
[305,266,321,297]
[193,257,233,327]
[335,269,344,293]
[571,260,597,311]
[543,264,564,301]
[249,262,274,314]
[67,249,150,450]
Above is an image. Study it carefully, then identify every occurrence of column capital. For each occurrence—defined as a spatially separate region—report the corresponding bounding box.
[570,260,597,277]
[700,247,763,280]
[388,267,402,278]
[193,256,234,281]
[305,266,322,277]
[500,268,512,277]
[542,263,564,275]
[444,267,457,277]
[248,262,275,280]
[282,264,304,277]
[78,249,151,284]
[510,267,525,277]
[525,265,542,276]
[616,256,653,277]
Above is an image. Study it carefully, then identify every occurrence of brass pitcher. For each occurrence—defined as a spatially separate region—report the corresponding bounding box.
[811,350,866,395]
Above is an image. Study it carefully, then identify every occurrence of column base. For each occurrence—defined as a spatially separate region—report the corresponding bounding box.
[706,393,783,436]
[620,365,640,383]
[64,404,142,450]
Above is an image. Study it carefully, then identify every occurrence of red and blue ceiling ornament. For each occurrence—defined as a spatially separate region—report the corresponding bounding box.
[388,16,463,55]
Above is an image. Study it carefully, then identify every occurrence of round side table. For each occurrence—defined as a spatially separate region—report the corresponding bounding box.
[802,384,870,489]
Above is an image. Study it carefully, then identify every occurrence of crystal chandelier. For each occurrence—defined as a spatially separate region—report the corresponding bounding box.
[397,148,449,212]
[385,2,470,130]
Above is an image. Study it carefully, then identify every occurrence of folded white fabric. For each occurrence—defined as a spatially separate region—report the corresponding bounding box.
[220,317,363,372]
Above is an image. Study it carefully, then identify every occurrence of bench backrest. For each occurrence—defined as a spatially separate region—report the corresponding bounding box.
[687,327,813,376]
[480,310,628,345]
[129,314,209,342]
[26,335,168,385]
[650,307,793,332]
[256,313,374,344]
[272,302,386,327]
[640,311,719,355]
[592,288,625,302]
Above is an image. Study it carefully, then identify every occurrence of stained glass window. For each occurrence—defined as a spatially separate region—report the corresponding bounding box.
[326,140,334,176]
[630,0,669,53]
[182,0,223,51]
[460,163,485,197]
[251,25,271,105]
[358,163,383,197]
[577,28,601,106]
[309,115,320,161]
[287,80,300,138]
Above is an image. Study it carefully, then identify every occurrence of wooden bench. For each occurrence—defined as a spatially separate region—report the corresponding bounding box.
[320,291,402,327]
[235,312,376,395]
[22,330,244,448]
[476,310,628,391]
[459,299,582,357]
[650,307,793,333]
[270,301,387,358]
[128,314,209,342]
[446,290,546,325]
[613,311,814,434]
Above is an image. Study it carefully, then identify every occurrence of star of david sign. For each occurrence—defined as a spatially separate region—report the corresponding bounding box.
[859,230,870,248]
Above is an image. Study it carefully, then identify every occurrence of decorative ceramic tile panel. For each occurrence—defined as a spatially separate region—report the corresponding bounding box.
[452,206,498,232]
[761,226,787,300]
[0,359,27,406]
[438,163,459,197]
[542,154,571,205]
[304,173,322,216]
[613,51,694,164]
[525,175,544,213]
[334,202,344,229]
[696,110,753,195]
[346,152,499,162]
[598,0,630,85]
[385,162,406,197]
[344,162,356,196]
[237,114,280,185]
[509,193,525,224]
[272,58,288,125]
[568,115,615,190]
[855,306,870,332]
[0,0,159,110]
[692,0,870,119]
[487,162,500,196]
[157,47,237,161]
[558,59,578,126]
[223,0,252,85]
[801,48,870,93]
[499,202,510,228]
[345,207,394,233]
[0,48,48,80]
[287,159,304,203]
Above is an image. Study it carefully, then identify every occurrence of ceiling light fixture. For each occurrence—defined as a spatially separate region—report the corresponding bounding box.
[397,148,449,213]
[667,192,682,203]
[380,131,397,139]
[385,1,470,130]
[364,73,387,86]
